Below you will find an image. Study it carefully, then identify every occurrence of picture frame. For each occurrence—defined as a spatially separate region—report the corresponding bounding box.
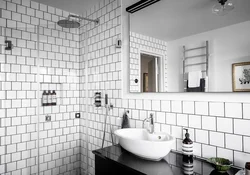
[232,62,250,92]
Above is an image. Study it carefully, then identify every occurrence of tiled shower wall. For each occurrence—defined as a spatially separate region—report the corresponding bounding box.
[82,0,250,175]
[79,0,122,174]
[129,32,168,92]
[0,0,81,174]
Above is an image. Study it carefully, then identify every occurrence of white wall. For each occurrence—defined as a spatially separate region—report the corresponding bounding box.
[167,21,250,92]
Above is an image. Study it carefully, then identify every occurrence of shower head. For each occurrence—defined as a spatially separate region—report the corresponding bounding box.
[57,19,80,28]
[57,14,99,28]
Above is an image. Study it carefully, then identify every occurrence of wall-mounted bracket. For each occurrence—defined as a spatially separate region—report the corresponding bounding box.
[5,40,14,50]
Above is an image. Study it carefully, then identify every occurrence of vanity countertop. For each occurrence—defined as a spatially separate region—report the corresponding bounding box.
[93,144,241,175]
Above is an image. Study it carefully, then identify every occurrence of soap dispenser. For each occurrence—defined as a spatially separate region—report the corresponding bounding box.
[182,128,193,156]
[121,110,130,129]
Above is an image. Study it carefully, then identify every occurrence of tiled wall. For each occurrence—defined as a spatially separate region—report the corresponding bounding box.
[82,0,250,175]
[1,0,250,175]
[129,32,168,92]
[0,0,81,174]
[79,0,122,174]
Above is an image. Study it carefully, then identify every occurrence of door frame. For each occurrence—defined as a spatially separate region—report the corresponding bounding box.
[138,48,165,92]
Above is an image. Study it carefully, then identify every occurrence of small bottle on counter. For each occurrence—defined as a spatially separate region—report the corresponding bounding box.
[182,128,193,156]
[182,155,194,175]
[52,90,57,106]
[42,90,48,106]
[246,162,250,175]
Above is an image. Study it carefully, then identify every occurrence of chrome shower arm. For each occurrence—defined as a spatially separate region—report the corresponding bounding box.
[68,14,99,24]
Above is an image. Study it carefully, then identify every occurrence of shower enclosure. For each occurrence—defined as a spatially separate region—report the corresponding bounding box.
[0,0,117,173]
[0,21,86,174]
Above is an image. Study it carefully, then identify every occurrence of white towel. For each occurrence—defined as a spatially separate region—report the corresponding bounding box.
[188,71,202,88]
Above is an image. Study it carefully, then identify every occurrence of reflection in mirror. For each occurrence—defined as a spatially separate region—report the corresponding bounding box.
[139,52,164,92]
[128,0,250,93]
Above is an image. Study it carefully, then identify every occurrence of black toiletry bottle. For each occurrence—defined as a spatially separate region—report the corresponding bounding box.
[42,90,48,106]
[48,90,52,106]
[182,154,194,175]
[182,129,193,156]
[52,90,57,106]
[246,162,250,175]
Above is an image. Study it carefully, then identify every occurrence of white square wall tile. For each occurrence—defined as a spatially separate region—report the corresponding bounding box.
[202,116,216,131]
[225,103,242,118]
[152,100,160,111]
[202,144,216,158]
[135,99,143,109]
[166,113,176,125]
[176,114,188,127]
[243,103,250,119]
[139,110,147,120]
[217,117,233,133]
[244,137,250,153]
[195,129,208,144]
[161,100,170,112]
[225,134,242,151]
[195,102,208,115]
[131,110,139,120]
[171,126,182,139]
[189,115,201,129]
[161,124,170,133]
[128,99,135,108]
[210,131,224,147]
[193,142,202,157]
[217,148,233,162]
[234,151,250,167]
[122,99,128,108]
[171,101,182,113]
[156,112,165,124]
[183,101,194,114]
[209,102,224,117]
[234,119,250,136]
[143,99,151,110]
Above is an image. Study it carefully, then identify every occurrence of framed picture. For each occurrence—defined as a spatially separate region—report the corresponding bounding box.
[232,62,250,92]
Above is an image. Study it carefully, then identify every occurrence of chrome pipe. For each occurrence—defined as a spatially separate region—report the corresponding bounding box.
[68,14,99,25]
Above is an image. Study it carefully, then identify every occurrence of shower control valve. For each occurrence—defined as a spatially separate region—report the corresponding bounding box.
[45,115,51,122]
[108,103,114,110]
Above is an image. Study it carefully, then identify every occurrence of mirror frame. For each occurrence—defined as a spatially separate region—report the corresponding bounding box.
[121,1,250,103]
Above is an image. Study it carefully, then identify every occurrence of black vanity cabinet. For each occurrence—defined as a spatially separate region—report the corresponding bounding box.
[95,155,143,175]
[93,145,240,175]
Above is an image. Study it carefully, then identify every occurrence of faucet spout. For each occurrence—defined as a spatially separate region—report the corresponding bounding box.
[142,113,154,134]
[149,113,154,134]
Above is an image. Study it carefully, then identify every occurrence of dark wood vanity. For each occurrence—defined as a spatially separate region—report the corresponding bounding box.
[93,145,240,175]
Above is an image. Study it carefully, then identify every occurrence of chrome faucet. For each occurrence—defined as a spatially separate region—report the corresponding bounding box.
[143,113,154,134]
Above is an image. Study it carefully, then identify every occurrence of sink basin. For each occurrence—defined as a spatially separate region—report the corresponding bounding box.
[114,128,175,161]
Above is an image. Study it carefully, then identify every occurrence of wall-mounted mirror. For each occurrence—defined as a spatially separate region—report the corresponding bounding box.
[128,0,250,93]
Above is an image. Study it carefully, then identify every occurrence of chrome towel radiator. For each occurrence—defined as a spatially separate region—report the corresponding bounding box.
[183,41,209,92]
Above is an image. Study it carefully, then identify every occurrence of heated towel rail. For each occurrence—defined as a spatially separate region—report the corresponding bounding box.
[183,41,209,92]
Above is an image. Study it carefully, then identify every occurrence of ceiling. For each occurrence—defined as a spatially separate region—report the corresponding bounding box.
[31,0,101,15]
[126,0,250,41]
[31,0,250,41]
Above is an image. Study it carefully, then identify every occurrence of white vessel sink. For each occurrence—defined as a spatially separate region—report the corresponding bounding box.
[114,128,175,161]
